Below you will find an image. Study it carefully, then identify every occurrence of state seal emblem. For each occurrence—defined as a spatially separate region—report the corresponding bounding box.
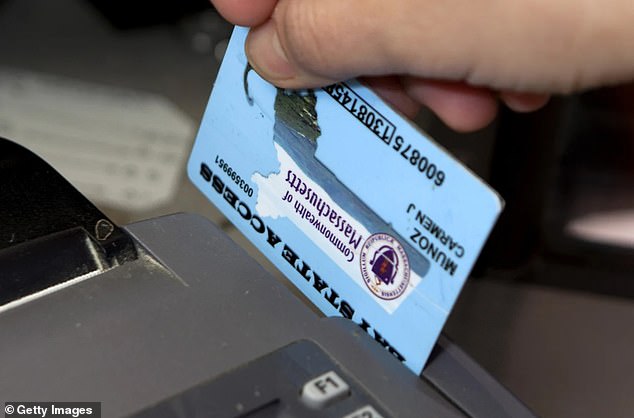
[360,233,411,300]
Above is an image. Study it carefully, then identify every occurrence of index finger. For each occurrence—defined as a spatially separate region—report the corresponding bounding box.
[211,0,278,27]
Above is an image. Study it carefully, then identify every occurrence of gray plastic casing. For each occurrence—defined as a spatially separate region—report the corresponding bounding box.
[0,214,533,417]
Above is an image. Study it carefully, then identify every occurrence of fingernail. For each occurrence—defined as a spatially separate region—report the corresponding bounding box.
[246,20,296,82]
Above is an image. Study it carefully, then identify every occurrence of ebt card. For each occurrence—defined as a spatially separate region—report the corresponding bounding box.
[188,27,503,374]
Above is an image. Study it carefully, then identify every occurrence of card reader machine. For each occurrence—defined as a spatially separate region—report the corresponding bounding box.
[0,138,534,417]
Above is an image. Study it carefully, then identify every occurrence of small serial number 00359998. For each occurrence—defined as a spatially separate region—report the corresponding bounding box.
[215,155,253,197]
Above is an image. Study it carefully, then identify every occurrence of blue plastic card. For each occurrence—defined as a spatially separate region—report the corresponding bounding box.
[188,27,503,374]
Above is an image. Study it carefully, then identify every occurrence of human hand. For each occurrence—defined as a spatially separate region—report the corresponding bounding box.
[210,0,633,132]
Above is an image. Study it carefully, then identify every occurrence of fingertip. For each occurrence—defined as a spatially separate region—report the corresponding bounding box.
[211,0,278,27]
[246,17,336,89]
[246,18,297,82]
[442,103,498,132]
[404,78,498,132]
[361,76,421,119]
[500,92,550,112]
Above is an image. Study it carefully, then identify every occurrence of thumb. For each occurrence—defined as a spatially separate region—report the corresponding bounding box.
[245,0,634,93]
[246,0,425,89]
